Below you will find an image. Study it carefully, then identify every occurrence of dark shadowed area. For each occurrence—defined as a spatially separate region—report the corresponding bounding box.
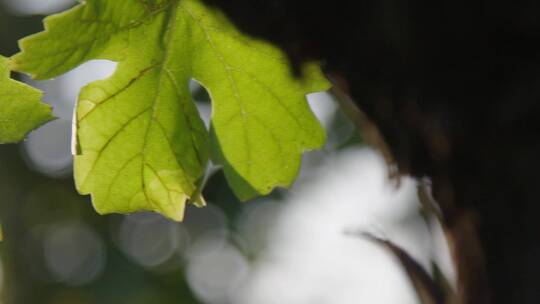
[201,0,540,303]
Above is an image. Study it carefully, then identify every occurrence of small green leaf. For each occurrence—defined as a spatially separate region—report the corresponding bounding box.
[13,0,328,220]
[0,56,53,144]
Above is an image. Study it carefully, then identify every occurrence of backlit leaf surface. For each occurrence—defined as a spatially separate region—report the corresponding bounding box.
[0,55,52,144]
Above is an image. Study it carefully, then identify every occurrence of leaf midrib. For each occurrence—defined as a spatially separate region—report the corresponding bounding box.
[140,2,182,212]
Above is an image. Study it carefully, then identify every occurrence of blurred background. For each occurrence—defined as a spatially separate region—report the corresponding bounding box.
[0,1,454,303]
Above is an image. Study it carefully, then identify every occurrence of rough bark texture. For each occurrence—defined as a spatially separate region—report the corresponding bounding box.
[202,1,540,303]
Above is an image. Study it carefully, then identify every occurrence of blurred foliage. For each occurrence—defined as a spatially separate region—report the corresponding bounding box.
[0,142,201,304]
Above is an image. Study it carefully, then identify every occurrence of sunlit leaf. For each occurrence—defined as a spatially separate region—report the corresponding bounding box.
[0,55,53,144]
[13,0,328,220]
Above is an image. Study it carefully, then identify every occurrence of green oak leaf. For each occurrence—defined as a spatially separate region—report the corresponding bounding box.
[0,56,53,144]
[13,0,329,220]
